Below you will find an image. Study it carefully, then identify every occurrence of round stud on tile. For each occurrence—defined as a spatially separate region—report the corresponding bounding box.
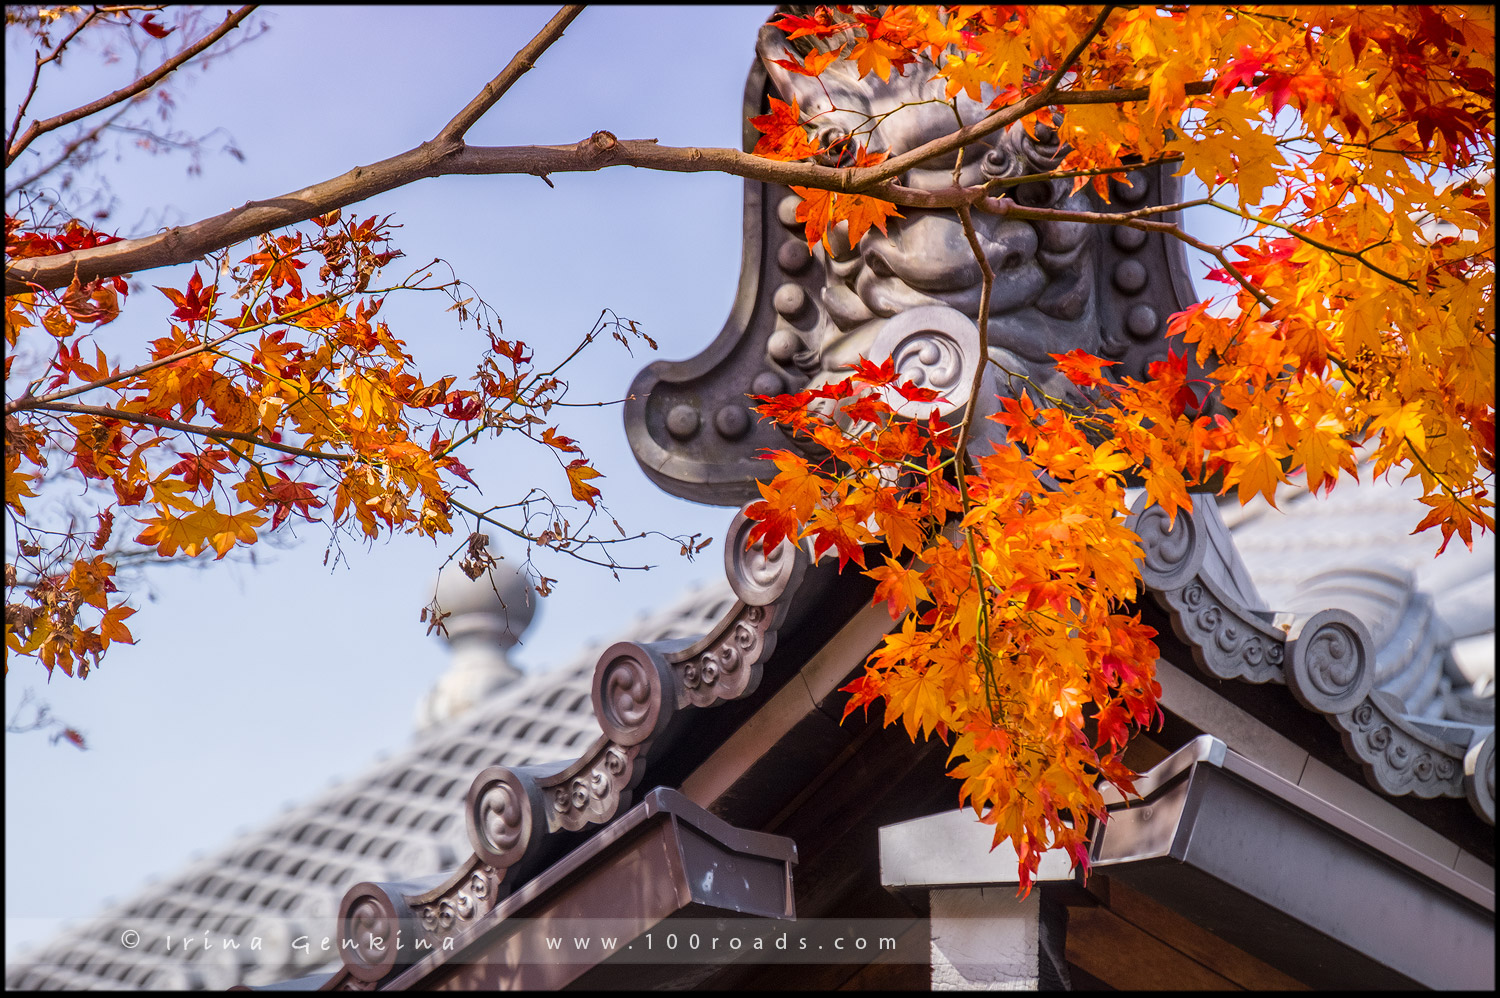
[773,283,810,320]
[777,239,812,274]
[715,405,751,440]
[751,371,786,397]
[1113,259,1148,295]
[767,328,800,363]
[1110,172,1148,204]
[1111,225,1148,251]
[777,194,803,228]
[665,404,700,441]
[1126,303,1160,340]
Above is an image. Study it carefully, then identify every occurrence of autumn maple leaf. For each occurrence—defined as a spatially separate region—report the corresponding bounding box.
[1220,437,1291,506]
[565,458,603,507]
[848,355,900,387]
[769,47,840,78]
[137,13,174,38]
[840,191,902,249]
[745,495,803,555]
[156,269,213,323]
[989,393,1043,448]
[541,426,581,453]
[1213,45,1267,96]
[53,728,88,749]
[865,555,932,620]
[750,97,823,161]
[791,184,835,250]
[1050,349,1118,388]
[1412,491,1495,555]
[771,8,850,40]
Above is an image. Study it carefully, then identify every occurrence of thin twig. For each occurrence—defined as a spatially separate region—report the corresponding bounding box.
[434,5,584,144]
[6,9,102,154]
[5,104,134,197]
[1206,199,1419,291]
[7,6,257,167]
[955,201,999,720]
[980,154,1185,193]
[980,197,1276,311]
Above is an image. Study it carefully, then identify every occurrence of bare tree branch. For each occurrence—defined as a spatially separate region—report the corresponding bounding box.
[435,5,585,144]
[6,5,257,168]
[977,198,1277,310]
[6,8,103,154]
[24,400,353,462]
[4,78,1215,297]
[5,104,133,197]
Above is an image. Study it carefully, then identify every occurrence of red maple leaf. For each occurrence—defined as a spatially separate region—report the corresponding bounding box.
[138,13,174,38]
[157,269,213,323]
[1051,349,1118,388]
[1214,45,1267,95]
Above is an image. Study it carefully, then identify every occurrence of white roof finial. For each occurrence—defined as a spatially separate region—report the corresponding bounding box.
[416,534,536,732]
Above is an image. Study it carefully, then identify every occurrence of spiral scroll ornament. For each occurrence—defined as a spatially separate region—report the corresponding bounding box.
[726,508,804,606]
[1287,609,1375,715]
[420,867,493,931]
[1160,580,1286,684]
[1338,697,1466,799]
[592,642,674,746]
[1464,729,1495,825]
[337,885,411,983]
[1130,497,1204,591]
[862,305,980,419]
[890,333,964,407]
[465,767,541,870]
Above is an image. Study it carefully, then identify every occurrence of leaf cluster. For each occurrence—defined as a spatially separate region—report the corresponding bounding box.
[744,3,1494,888]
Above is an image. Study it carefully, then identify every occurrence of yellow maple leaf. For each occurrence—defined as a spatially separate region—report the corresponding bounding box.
[1291,420,1357,495]
[1221,438,1292,507]
[135,508,211,557]
[209,509,266,559]
[565,459,603,507]
[883,664,948,740]
[5,468,39,515]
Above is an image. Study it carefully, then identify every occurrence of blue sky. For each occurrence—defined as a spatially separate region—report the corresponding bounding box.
[4,5,776,960]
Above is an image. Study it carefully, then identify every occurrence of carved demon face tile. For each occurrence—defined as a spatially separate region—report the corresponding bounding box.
[624,19,1196,506]
[758,22,1100,407]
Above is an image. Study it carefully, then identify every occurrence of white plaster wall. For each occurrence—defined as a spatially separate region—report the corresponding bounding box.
[929,887,1040,990]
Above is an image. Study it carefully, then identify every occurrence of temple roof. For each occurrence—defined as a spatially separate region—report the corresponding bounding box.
[4,468,1492,991]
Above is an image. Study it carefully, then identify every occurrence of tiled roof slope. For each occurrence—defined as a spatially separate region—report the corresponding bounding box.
[4,582,740,991]
[1226,463,1494,722]
[4,471,1492,991]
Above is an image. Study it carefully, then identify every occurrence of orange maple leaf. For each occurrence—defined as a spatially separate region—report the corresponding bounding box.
[749,97,823,161]
[1221,438,1291,507]
[865,555,932,620]
[1412,490,1495,555]
[791,184,835,250]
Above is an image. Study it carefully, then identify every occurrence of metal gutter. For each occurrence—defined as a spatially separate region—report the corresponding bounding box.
[363,788,795,990]
[1091,735,1495,990]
